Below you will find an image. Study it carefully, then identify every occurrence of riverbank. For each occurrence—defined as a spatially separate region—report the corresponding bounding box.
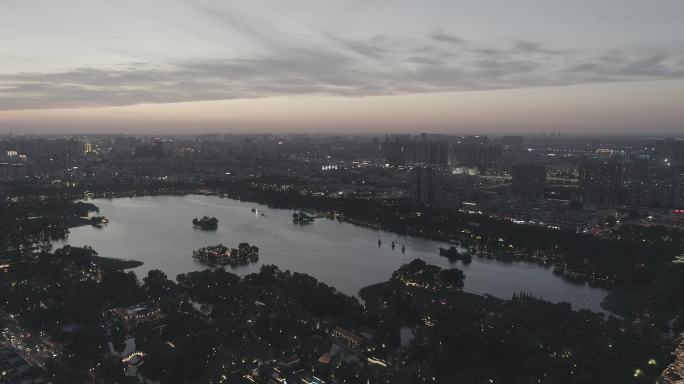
[92,255,144,271]
[6,184,677,382]
[57,194,611,315]
[69,184,682,324]
[78,186,610,285]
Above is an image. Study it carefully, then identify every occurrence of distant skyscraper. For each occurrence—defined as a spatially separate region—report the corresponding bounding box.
[53,138,79,163]
[409,140,448,165]
[625,155,653,182]
[450,136,502,171]
[152,139,165,158]
[411,167,435,205]
[656,138,684,170]
[579,159,624,204]
[381,136,447,166]
[502,136,524,150]
[84,142,93,154]
[511,164,546,200]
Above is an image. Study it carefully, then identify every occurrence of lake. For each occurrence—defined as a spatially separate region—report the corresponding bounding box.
[53,195,610,313]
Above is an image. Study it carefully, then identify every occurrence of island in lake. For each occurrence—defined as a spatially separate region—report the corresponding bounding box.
[439,246,472,264]
[192,242,259,267]
[192,216,219,230]
[89,216,109,226]
[292,211,314,224]
[392,258,465,293]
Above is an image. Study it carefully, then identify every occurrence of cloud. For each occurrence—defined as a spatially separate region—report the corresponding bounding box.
[1,33,683,111]
[569,54,684,79]
[429,31,466,45]
[513,40,565,55]
[330,35,393,60]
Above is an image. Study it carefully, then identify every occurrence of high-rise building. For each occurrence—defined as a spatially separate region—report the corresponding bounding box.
[656,138,684,169]
[450,137,502,171]
[511,164,546,200]
[625,155,653,182]
[408,140,448,165]
[84,142,93,154]
[152,139,166,158]
[411,167,467,208]
[434,173,467,209]
[579,159,624,204]
[501,136,524,149]
[381,136,410,166]
[411,167,436,205]
[381,136,448,166]
[624,180,678,208]
[52,138,80,163]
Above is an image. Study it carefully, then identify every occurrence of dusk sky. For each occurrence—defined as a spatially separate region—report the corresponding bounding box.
[1,0,683,135]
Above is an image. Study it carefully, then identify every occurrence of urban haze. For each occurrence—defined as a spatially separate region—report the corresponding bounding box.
[1,1,684,384]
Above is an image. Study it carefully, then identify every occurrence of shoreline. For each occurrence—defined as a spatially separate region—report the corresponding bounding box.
[69,191,618,316]
[82,188,614,288]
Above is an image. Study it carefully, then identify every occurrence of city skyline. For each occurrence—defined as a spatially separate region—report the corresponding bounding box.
[1,0,684,134]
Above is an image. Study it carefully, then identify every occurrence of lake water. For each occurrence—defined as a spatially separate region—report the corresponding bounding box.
[53,195,610,313]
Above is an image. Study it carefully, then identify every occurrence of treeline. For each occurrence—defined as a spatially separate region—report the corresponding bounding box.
[361,261,673,384]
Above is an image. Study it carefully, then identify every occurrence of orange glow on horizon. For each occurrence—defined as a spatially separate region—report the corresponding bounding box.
[2,79,683,135]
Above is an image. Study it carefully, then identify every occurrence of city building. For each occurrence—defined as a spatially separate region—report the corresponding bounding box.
[408,140,448,165]
[501,135,524,149]
[450,136,502,172]
[331,327,365,349]
[111,304,163,329]
[657,138,684,169]
[411,166,436,205]
[511,164,546,200]
[579,159,624,205]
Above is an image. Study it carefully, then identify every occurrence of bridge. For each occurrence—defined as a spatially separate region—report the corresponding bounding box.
[121,351,145,366]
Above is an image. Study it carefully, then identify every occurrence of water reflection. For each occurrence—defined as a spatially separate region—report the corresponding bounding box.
[53,195,610,314]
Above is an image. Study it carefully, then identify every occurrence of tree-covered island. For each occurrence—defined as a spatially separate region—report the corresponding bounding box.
[392,258,465,293]
[191,216,219,230]
[292,211,315,224]
[439,246,472,264]
[192,242,259,267]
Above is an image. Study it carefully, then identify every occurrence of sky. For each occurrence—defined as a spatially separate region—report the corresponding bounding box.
[1,0,683,135]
